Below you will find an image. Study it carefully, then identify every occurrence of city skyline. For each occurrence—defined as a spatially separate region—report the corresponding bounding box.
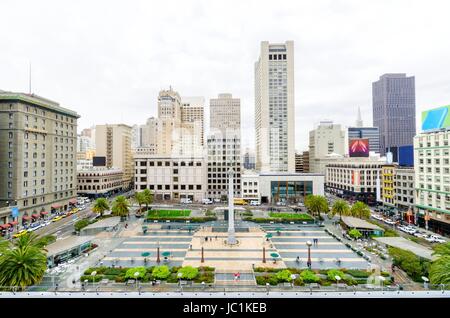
[1,0,450,152]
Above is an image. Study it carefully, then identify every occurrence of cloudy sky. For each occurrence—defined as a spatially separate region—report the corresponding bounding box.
[1,0,450,151]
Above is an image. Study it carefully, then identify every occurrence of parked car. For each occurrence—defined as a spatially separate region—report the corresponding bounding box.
[250,200,260,206]
[430,235,446,243]
[180,198,192,204]
[384,219,396,225]
[213,198,221,203]
[202,198,213,205]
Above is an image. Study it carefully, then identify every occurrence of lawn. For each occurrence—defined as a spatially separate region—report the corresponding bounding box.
[269,212,313,220]
[147,209,191,217]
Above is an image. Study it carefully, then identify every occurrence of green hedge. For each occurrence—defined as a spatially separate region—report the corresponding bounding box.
[388,247,430,282]
[147,209,191,217]
[243,217,314,224]
[146,216,217,222]
[268,213,313,220]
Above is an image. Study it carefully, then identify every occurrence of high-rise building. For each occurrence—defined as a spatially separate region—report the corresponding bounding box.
[309,121,348,173]
[243,147,256,170]
[255,41,295,172]
[95,124,133,189]
[348,107,380,154]
[414,128,450,235]
[295,152,304,173]
[207,94,241,200]
[181,96,205,147]
[372,73,416,155]
[0,91,79,225]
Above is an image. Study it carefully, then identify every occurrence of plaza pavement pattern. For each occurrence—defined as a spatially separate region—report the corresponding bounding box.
[100,223,369,283]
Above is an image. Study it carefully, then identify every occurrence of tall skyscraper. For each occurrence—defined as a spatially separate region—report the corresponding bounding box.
[0,91,79,223]
[255,41,295,172]
[207,93,241,200]
[372,73,416,155]
[95,124,133,189]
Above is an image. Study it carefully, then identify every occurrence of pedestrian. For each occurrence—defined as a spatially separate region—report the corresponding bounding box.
[215,235,218,240]
[316,238,319,246]
[125,223,128,229]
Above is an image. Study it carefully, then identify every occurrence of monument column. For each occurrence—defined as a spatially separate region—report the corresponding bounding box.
[227,168,237,245]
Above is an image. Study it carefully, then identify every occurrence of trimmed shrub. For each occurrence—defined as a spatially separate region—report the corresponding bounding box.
[275,269,293,283]
[388,247,430,282]
[327,269,345,282]
[177,266,199,280]
[80,275,103,283]
[293,277,304,286]
[268,276,279,286]
[348,229,362,239]
[166,273,179,283]
[300,270,320,283]
[125,267,147,280]
[74,219,92,232]
[152,265,171,280]
[346,269,370,278]
[256,276,268,285]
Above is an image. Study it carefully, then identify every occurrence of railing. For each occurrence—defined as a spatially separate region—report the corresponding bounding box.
[1,282,447,294]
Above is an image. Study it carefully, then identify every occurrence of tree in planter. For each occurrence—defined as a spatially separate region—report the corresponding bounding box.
[152,265,171,280]
[142,189,153,211]
[92,198,110,217]
[125,267,147,280]
[327,269,345,282]
[275,269,293,283]
[350,201,370,219]
[299,270,320,283]
[304,195,329,219]
[348,229,362,240]
[331,199,350,220]
[134,192,145,215]
[177,266,199,280]
[112,195,130,220]
[74,219,91,232]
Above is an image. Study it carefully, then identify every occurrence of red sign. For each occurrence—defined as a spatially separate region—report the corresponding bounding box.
[349,139,369,157]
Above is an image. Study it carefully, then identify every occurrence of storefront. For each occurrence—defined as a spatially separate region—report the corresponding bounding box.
[46,236,95,268]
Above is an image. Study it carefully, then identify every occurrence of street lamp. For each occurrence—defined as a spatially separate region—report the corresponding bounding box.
[421,276,429,289]
[306,241,312,269]
[134,271,140,290]
[91,271,97,290]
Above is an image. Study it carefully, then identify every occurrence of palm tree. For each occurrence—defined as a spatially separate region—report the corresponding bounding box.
[429,242,450,285]
[92,197,110,217]
[142,188,153,211]
[0,234,47,290]
[112,195,130,220]
[135,191,145,215]
[304,195,329,219]
[331,199,350,220]
[12,232,50,250]
[350,201,371,219]
[429,255,450,285]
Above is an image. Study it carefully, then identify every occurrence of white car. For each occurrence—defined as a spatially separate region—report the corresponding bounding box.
[384,219,396,225]
[202,199,213,205]
[430,235,446,243]
[250,200,260,206]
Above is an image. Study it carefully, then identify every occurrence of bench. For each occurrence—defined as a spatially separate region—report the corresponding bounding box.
[283,282,292,287]
[126,279,135,285]
[336,283,348,289]
[309,283,320,289]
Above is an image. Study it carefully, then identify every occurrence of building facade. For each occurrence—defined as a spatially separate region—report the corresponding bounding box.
[243,147,256,170]
[348,127,380,154]
[258,173,325,204]
[255,41,295,172]
[414,130,450,235]
[0,91,79,225]
[77,168,123,197]
[372,73,416,155]
[326,157,384,205]
[95,124,133,189]
[241,171,260,203]
[133,155,207,202]
[309,121,348,173]
[207,93,242,200]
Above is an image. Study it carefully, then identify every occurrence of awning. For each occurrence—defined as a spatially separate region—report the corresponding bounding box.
[0,223,11,229]
[22,215,31,221]
[9,221,18,226]
[40,211,49,215]
[32,214,40,219]
[69,199,77,204]
[51,204,62,209]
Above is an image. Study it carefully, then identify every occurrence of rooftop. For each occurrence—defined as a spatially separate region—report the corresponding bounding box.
[341,216,383,231]
[46,236,95,257]
[82,217,121,230]
[0,91,79,118]
[374,237,434,260]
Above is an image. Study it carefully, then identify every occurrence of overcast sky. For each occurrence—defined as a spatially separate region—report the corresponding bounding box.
[1,0,450,151]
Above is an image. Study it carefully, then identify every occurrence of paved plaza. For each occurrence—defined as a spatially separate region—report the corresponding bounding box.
[98,221,369,271]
